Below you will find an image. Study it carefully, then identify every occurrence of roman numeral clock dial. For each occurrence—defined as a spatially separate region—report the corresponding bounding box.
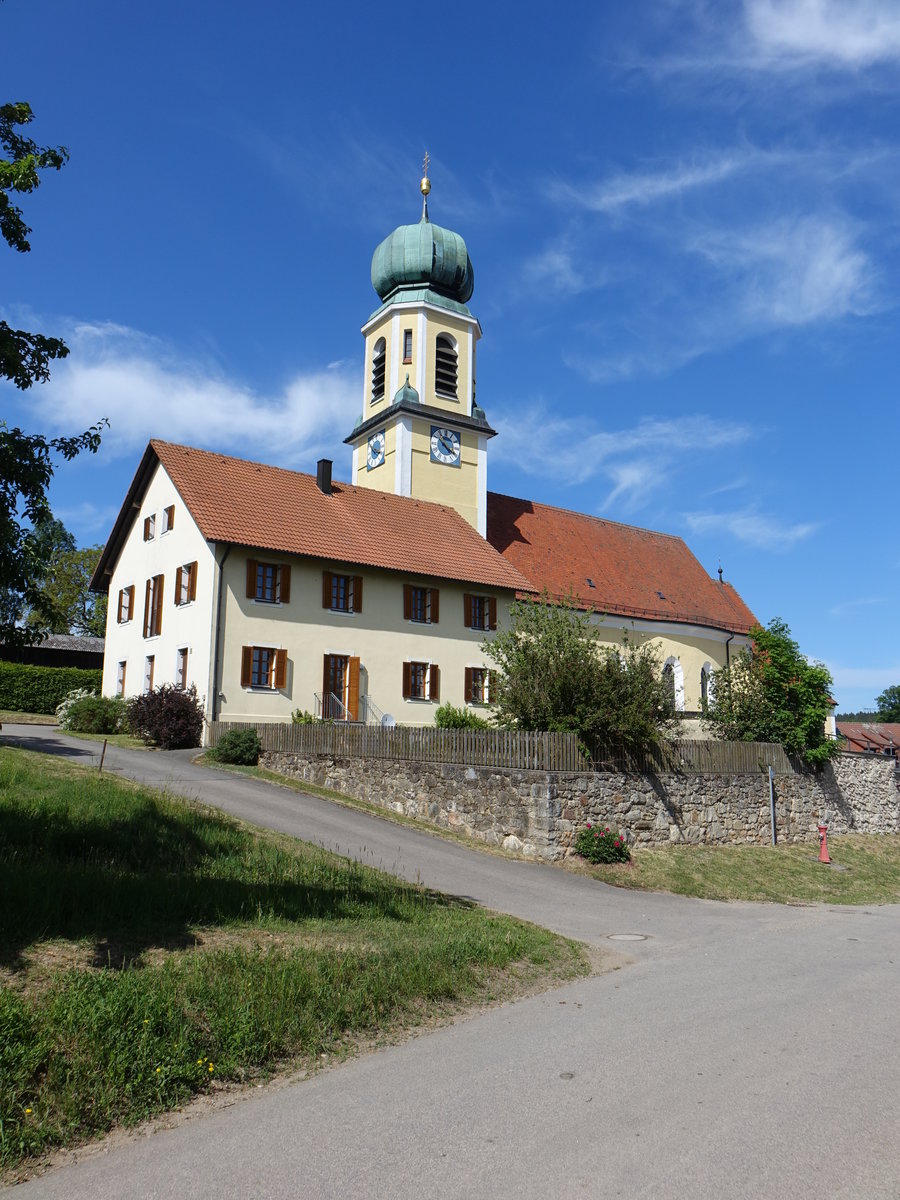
[430,426,460,466]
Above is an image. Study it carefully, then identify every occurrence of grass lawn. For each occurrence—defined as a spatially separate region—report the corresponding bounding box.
[0,747,588,1173]
[576,837,900,905]
[0,712,57,726]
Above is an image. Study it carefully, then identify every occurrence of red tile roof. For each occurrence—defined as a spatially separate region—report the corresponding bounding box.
[836,722,900,757]
[487,492,758,634]
[92,442,532,593]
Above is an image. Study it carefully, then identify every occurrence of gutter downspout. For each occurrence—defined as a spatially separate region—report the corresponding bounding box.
[725,631,735,668]
[211,544,232,724]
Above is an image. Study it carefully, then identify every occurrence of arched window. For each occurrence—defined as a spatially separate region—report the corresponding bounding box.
[435,334,458,399]
[371,337,386,403]
[700,663,713,709]
[663,656,685,712]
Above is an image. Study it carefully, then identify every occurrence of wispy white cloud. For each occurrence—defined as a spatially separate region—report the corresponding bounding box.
[828,662,900,690]
[744,0,900,69]
[521,239,600,294]
[827,596,888,618]
[492,407,754,509]
[683,506,818,550]
[5,321,361,467]
[692,214,876,326]
[550,150,770,214]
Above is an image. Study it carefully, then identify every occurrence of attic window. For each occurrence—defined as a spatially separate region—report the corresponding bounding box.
[435,334,458,399]
[371,337,386,403]
[586,578,596,588]
[656,590,666,601]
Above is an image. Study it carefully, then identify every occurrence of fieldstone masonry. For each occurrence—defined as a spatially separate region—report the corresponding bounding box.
[261,750,899,861]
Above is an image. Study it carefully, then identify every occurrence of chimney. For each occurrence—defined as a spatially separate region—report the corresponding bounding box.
[316,459,332,495]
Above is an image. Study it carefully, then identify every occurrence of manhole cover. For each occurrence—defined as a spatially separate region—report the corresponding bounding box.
[608,933,648,942]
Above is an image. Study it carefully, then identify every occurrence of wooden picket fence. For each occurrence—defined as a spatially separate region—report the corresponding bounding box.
[208,720,804,776]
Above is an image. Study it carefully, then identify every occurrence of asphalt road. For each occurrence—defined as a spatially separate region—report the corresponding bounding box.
[5,726,900,1199]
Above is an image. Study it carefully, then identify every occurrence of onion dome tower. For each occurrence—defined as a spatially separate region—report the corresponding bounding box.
[346,156,494,536]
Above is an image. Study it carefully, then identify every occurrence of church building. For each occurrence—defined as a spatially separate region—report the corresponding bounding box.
[92,167,757,728]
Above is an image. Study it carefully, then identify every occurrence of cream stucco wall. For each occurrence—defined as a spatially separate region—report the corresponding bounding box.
[101,463,217,706]
[216,553,503,725]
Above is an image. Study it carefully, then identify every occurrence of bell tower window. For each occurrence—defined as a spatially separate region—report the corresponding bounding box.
[371,337,386,403]
[403,329,413,363]
[435,334,458,400]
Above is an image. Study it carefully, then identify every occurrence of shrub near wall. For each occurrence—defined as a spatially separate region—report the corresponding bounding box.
[0,662,103,715]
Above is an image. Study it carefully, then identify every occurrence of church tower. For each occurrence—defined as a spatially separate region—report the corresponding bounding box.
[346,160,494,536]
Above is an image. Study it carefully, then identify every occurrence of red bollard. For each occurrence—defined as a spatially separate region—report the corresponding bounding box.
[818,824,831,864]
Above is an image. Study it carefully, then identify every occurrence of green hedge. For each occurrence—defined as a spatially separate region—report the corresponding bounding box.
[0,662,103,716]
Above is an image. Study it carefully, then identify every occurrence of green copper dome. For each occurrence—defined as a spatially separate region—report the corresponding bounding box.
[371,217,475,305]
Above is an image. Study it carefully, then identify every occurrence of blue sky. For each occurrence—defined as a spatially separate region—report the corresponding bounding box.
[3,0,898,712]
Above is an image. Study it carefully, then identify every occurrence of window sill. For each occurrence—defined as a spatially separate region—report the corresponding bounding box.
[326,608,358,617]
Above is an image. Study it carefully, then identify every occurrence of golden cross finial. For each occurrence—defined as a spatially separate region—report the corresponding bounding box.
[420,150,431,220]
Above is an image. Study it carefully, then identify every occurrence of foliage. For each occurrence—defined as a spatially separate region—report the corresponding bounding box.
[835,710,878,722]
[209,728,262,765]
[573,823,630,864]
[0,662,101,715]
[127,684,205,750]
[701,618,839,767]
[1,99,106,646]
[434,702,490,729]
[484,594,679,755]
[26,537,107,636]
[0,747,586,1167]
[875,685,900,723]
[291,708,317,724]
[57,692,127,734]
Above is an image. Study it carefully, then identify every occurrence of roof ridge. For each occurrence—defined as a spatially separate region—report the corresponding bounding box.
[488,490,687,544]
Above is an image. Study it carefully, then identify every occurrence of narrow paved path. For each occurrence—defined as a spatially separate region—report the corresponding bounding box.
[6,726,900,1199]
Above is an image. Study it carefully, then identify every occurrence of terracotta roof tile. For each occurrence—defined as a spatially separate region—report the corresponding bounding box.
[148,441,531,592]
[836,722,900,755]
[487,492,758,634]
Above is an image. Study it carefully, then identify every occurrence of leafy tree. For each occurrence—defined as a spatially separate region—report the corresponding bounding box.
[875,685,900,723]
[1,100,106,645]
[26,537,107,637]
[702,618,838,767]
[484,594,679,755]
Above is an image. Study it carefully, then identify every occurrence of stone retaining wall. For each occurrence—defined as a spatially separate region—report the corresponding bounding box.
[261,750,899,861]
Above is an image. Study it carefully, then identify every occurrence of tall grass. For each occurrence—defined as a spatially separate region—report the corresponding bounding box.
[0,749,586,1168]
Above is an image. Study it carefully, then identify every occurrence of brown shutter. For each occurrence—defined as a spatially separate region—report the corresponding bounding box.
[347,657,360,721]
[274,648,287,689]
[153,575,164,635]
[488,598,497,630]
[189,562,197,602]
[402,661,411,699]
[403,585,412,621]
[174,566,183,604]
[143,578,152,636]
[246,560,258,598]
[465,666,473,702]
[429,664,440,701]
[278,565,291,604]
[143,516,151,540]
[429,588,439,624]
[126,585,134,621]
[463,594,473,628]
[165,504,174,530]
[322,571,333,608]
[353,576,363,613]
[241,646,252,687]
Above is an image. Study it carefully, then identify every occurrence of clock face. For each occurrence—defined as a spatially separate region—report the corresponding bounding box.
[367,430,385,470]
[430,425,461,466]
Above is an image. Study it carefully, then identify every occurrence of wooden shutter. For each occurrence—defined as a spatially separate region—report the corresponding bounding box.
[402,661,411,699]
[352,576,363,613]
[464,666,473,702]
[143,516,151,540]
[429,588,439,624]
[152,575,163,635]
[463,594,473,628]
[429,664,440,701]
[241,646,252,687]
[274,648,287,690]
[165,504,174,531]
[174,566,183,604]
[143,578,152,636]
[278,565,291,604]
[347,657,360,721]
[403,584,412,621]
[488,598,497,630]
[246,560,258,598]
[322,571,333,608]
[188,562,197,602]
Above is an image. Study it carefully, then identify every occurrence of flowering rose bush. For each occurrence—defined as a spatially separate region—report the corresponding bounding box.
[574,822,630,864]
